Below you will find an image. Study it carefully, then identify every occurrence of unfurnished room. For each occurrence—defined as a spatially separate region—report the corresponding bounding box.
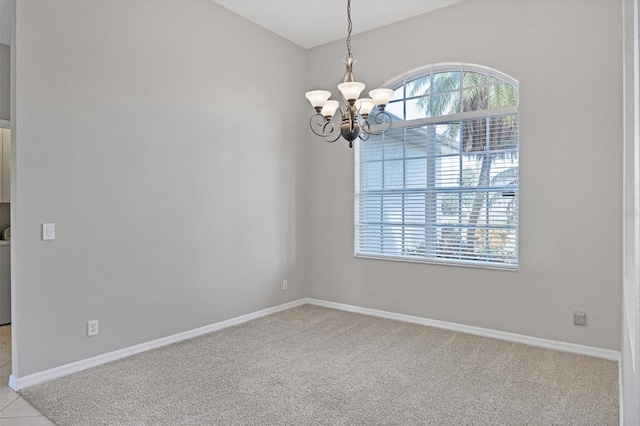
[0,0,638,425]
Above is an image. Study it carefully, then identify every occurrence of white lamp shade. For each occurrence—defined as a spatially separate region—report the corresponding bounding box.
[355,98,375,116]
[369,88,394,106]
[305,90,331,108]
[338,82,366,101]
[321,100,340,118]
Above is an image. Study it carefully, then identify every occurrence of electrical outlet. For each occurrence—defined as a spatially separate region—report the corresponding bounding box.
[573,311,586,326]
[87,319,99,336]
[282,279,288,290]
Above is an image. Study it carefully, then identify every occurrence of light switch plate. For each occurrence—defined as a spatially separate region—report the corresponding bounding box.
[42,223,55,240]
[87,319,99,336]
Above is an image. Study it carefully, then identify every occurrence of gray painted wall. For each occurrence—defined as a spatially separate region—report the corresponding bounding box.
[13,0,308,376]
[304,0,623,350]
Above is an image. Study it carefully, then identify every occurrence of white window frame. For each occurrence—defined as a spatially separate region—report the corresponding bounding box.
[354,63,519,270]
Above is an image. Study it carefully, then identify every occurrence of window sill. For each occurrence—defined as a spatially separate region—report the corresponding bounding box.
[354,253,519,272]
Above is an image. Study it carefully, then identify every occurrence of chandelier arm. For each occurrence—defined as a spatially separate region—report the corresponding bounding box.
[354,110,366,129]
[325,132,343,143]
[362,122,392,136]
[309,113,344,143]
[309,114,336,138]
[358,122,370,141]
[348,105,357,132]
[322,121,342,142]
[361,111,393,136]
[322,120,335,134]
[374,110,392,125]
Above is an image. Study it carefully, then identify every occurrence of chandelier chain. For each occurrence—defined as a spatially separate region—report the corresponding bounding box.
[346,0,352,58]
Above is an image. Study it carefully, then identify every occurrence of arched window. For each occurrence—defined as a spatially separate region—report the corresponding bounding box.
[355,64,519,269]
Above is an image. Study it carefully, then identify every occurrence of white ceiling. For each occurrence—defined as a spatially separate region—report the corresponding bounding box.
[212,0,463,49]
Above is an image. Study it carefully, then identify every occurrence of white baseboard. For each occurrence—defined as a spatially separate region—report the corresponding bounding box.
[305,298,621,361]
[8,299,307,391]
[10,297,620,391]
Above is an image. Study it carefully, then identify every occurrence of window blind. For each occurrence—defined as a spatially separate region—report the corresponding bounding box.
[355,114,519,268]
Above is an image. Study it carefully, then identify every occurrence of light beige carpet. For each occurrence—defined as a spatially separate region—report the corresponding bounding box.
[21,304,618,425]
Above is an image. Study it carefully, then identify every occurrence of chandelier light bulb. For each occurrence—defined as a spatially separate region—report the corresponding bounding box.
[338,82,366,103]
[355,98,375,117]
[321,100,340,120]
[305,90,331,112]
[369,88,394,108]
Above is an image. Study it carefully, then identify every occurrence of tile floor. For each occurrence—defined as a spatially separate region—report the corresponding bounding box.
[0,325,55,425]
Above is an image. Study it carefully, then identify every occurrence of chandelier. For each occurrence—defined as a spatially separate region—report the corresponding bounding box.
[304,0,394,148]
